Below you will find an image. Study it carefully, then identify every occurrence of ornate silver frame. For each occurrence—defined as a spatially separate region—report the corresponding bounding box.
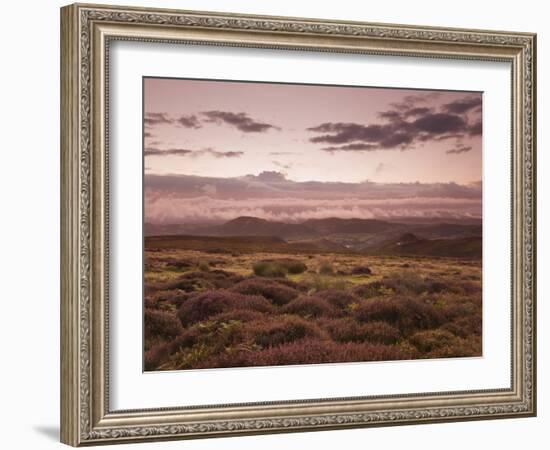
[60,3,536,446]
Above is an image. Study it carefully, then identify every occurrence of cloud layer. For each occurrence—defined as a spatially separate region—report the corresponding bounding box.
[144,110,279,134]
[145,172,482,224]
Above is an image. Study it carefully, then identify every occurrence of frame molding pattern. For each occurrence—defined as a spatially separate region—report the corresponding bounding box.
[61,3,536,446]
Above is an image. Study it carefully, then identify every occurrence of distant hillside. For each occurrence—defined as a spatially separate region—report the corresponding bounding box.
[144,234,349,255]
[303,217,403,234]
[146,217,481,239]
[207,216,317,240]
[368,233,482,259]
[145,222,206,236]
[145,217,483,258]
[409,223,482,240]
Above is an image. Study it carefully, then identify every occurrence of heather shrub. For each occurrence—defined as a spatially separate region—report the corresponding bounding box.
[144,308,182,343]
[193,338,417,369]
[191,338,333,368]
[353,296,443,334]
[305,274,349,292]
[316,289,359,309]
[350,265,372,275]
[259,258,307,274]
[230,278,300,305]
[166,292,193,308]
[208,309,268,324]
[168,343,218,370]
[408,329,457,353]
[424,279,448,293]
[144,293,176,311]
[425,278,481,295]
[456,281,482,295]
[253,261,287,278]
[273,277,309,292]
[167,319,248,369]
[281,295,339,318]
[436,296,481,322]
[167,270,244,292]
[244,315,326,348]
[360,321,401,344]
[381,271,428,295]
[319,318,400,344]
[146,289,191,309]
[168,326,204,352]
[285,260,308,274]
[318,261,335,275]
[317,317,358,342]
[441,315,482,338]
[144,342,170,371]
[428,335,481,358]
[197,260,210,272]
[143,280,169,294]
[164,258,193,271]
[334,340,418,362]
[177,290,272,326]
[162,277,197,292]
[353,281,387,299]
[202,247,233,254]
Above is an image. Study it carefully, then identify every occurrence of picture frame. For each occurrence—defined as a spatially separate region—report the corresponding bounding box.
[60,2,536,446]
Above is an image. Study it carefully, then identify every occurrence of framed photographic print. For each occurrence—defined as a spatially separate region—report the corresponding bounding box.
[60,3,537,446]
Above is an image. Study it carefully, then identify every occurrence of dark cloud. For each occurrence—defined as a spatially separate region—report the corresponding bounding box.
[442,96,482,114]
[323,143,379,152]
[446,145,472,155]
[144,112,173,126]
[177,115,202,129]
[413,113,467,134]
[434,134,465,141]
[205,149,243,158]
[308,94,482,153]
[144,147,194,157]
[308,123,386,145]
[144,147,243,158]
[378,111,402,121]
[468,120,482,136]
[390,92,441,110]
[202,111,279,133]
[144,132,154,138]
[270,151,299,156]
[404,107,433,118]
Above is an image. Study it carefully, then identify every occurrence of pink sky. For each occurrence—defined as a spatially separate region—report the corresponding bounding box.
[143,77,482,224]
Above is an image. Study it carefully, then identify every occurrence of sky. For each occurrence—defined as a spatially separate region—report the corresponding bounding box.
[143,77,482,224]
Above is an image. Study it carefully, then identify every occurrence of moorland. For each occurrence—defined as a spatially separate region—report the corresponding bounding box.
[144,217,482,371]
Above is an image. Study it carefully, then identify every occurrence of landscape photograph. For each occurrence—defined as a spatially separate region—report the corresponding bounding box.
[143,77,483,371]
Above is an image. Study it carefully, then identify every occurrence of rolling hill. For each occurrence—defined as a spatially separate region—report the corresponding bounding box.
[207,216,317,239]
[145,216,482,258]
[368,233,482,259]
[303,217,403,235]
[144,234,350,254]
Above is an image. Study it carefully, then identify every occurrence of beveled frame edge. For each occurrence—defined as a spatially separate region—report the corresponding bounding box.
[60,2,537,446]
